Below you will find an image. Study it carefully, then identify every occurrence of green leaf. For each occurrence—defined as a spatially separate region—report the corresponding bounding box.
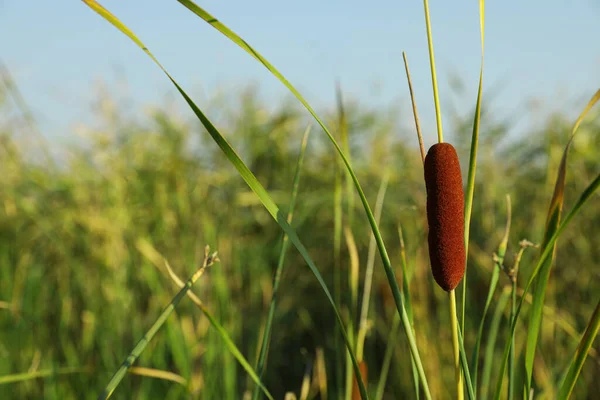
[174,1,432,398]
[471,194,509,389]
[461,0,485,331]
[524,88,600,391]
[492,171,600,400]
[480,287,511,400]
[0,366,91,385]
[456,320,476,400]
[162,259,275,400]
[557,298,600,399]
[252,127,311,400]
[81,1,368,398]
[97,254,221,399]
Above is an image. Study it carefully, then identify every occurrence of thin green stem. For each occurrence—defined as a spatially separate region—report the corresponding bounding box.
[450,290,464,400]
[356,171,390,361]
[422,0,443,143]
[508,279,516,400]
[252,127,310,400]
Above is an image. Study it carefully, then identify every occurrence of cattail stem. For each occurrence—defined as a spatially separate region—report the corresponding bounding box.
[450,289,464,400]
[508,279,517,400]
[422,0,444,144]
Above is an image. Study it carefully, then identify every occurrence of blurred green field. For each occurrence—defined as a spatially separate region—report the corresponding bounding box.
[1,79,599,399]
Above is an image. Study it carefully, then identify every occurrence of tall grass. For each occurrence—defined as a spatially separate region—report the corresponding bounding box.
[1,2,600,399]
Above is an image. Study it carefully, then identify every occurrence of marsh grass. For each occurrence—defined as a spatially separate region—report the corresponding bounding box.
[1,1,599,399]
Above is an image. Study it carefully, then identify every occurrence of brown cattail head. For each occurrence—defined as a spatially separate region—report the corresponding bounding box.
[424,142,466,291]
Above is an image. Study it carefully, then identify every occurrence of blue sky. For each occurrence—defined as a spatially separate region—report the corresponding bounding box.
[1,0,599,145]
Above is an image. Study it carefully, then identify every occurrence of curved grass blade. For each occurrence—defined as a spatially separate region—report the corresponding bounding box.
[174,2,432,398]
[252,127,311,400]
[462,0,486,332]
[96,249,218,400]
[471,194,509,387]
[492,172,600,400]
[81,2,369,398]
[524,88,600,391]
[161,259,273,400]
[557,298,600,399]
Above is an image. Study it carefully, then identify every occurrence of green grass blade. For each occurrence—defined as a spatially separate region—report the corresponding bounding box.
[493,89,600,399]
[492,172,600,400]
[336,83,355,227]
[201,304,274,400]
[334,141,344,395]
[82,2,369,398]
[252,127,311,400]
[357,171,390,361]
[524,88,600,391]
[174,1,432,398]
[374,225,419,400]
[422,0,443,143]
[399,226,420,400]
[471,195,509,387]
[96,255,216,399]
[461,0,485,332]
[481,287,511,400]
[374,312,400,400]
[163,258,274,400]
[0,366,92,385]
[557,298,600,399]
[456,317,476,400]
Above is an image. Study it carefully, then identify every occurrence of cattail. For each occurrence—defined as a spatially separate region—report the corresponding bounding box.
[424,142,466,291]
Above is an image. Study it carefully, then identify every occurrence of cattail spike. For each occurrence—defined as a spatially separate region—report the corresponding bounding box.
[424,142,466,291]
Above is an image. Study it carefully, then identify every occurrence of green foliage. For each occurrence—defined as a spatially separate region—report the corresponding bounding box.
[1,41,600,400]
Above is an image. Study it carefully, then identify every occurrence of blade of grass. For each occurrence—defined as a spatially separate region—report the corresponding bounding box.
[374,225,419,400]
[471,194,510,387]
[492,172,600,400]
[374,311,400,400]
[524,88,600,392]
[456,313,476,400]
[356,171,390,361]
[557,298,600,399]
[399,226,420,400]
[344,226,360,400]
[174,1,432,398]
[336,83,355,227]
[333,139,344,396]
[0,366,92,385]
[402,51,426,164]
[480,287,511,400]
[81,2,369,397]
[96,247,218,400]
[492,89,600,400]
[128,367,187,386]
[422,0,443,143]
[462,0,485,332]
[162,259,274,400]
[252,127,311,400]
[516,287,600,366]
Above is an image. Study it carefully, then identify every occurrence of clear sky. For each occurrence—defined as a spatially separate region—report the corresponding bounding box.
[1,0,599,145]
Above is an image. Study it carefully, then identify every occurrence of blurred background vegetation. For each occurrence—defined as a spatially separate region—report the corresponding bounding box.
[0,74,599,399]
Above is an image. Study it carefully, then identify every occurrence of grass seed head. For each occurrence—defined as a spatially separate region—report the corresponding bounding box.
[424,142,466,291]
